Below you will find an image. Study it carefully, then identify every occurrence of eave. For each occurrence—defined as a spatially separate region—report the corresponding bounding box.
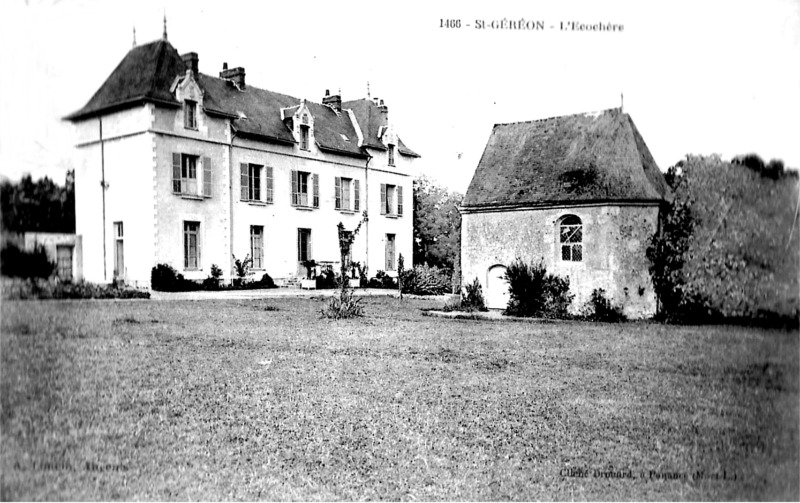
[459,198,667,214]
[64,96,180,122]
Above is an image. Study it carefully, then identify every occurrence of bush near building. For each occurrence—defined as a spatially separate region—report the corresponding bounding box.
[649,155,799,325]
[504,258,573,318]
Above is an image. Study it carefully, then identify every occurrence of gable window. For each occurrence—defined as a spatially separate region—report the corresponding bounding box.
[184,100,197,129]
[335,177,360,211]
[388,144,396,166]
[250,225,264,269]
[291,170,319,208]
[184,221,201,269]
[172,153,209,197]
[380,183,403,217]
[560,215,583,262]
[300,125,310,150]
[385,233,396,271]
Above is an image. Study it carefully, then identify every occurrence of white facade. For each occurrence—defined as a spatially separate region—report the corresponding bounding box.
[70,67,416,287]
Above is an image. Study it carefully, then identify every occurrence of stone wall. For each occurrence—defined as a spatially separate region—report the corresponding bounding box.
[461,204,660,318]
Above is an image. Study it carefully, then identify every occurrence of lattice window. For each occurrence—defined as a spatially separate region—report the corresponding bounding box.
[560,215,583,262]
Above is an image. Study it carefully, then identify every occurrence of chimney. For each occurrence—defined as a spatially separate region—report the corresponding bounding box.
[322,88,342,112]
[181,52,199,75]
[379,98,388,126]
[219,64,246,90]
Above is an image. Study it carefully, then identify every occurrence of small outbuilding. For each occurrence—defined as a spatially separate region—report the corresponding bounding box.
[460,108,670,318]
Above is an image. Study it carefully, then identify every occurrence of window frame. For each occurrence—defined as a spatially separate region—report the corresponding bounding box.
[184,100,197,129]
[559,215,583,262]
[183,221,201,270]
[300,125,310,151]
[297,228,312,262]
[385,233,396,271]
[182,154,198,195]
[250,225,264,270]
[388,144,396,166]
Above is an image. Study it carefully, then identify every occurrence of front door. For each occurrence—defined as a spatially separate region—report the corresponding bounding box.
[56,245,73,281]
[487,265,510,310]
[113,222,124,281]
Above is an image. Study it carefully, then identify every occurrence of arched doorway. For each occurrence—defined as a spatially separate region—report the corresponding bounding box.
[486,265,510,310]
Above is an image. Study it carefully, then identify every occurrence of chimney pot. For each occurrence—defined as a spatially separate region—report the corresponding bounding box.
[219,66,246,90]
[181,52,199,75]
[322,90,342,112]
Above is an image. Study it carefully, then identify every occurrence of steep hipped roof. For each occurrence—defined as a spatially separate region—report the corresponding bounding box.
[463,109,669,209]
[65,39,185,120]
[343,99,420,157]
[65,40,417,160]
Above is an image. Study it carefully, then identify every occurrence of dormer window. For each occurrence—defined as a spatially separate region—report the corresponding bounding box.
[388,144,396,166]
[300,125,310,150]
[184,100,197,129]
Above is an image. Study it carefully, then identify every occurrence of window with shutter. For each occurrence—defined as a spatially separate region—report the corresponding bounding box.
[240,163,249,201]
[251,165,261,201]
[397,185,403,216]
[341,178,351,211]
[388,144,395,166]
[312,173,319,207]
[380,184,387,215]
[291,170,299,205]
[172,153,182,193]
[335,177,342,210]
[354,180,360,211]
[203,157,212,197]
[265,166,274,203]
[182,154,198,195]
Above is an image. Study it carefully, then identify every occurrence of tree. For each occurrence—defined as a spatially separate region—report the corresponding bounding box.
[1,171,75,233]
[413,175,462,271]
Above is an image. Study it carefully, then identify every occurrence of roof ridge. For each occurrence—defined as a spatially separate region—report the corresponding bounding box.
[494,107,623,127]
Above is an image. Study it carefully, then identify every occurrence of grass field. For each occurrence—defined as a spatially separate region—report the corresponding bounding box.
[1,297,798,500]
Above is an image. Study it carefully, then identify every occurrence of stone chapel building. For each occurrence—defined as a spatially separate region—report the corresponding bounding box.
[460,108,670,318]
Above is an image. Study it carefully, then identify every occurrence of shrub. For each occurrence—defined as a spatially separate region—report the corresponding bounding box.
[1,243,56,279]
[316,268,339,289]
[320,286,364,319]
[504,258,573,318]
[461,277,487,311]
[401,264,451,295]
[210,263,223,279]
[3,277,150,300]
[150,263,200,292]
[255,272,276,289]
[440,295,463,312]
[367,270,397,289]
[584,288,626,322]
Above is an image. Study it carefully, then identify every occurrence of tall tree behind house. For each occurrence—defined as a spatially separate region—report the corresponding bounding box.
[1,170,75,233]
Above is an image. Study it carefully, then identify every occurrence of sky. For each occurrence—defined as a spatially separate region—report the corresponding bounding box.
[0,0,798,194]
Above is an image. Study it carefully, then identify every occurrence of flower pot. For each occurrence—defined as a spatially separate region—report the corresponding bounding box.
[300,279,317,290]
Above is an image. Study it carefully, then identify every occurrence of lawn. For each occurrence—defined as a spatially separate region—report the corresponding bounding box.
[1,296,798,500]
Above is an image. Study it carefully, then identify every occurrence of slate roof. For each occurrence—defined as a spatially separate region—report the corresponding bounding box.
[343,99,420,157]
[64,39,185,120]
[66,39,418,159]
[462,108,669,209]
